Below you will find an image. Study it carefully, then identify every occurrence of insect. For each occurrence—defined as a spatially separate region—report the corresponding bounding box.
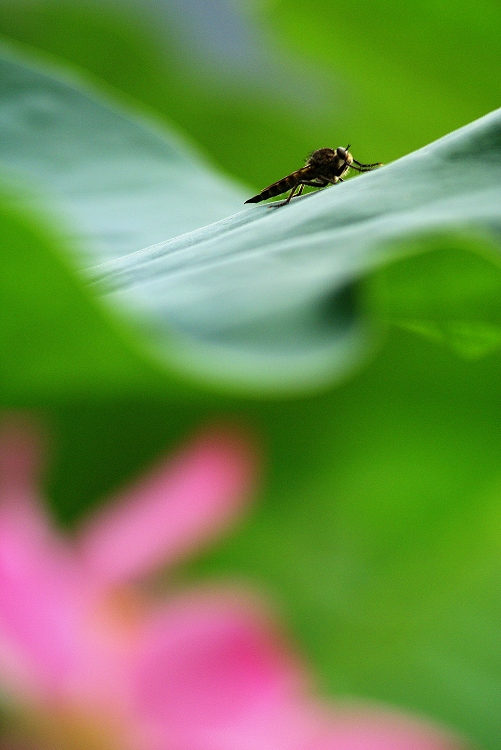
[244,145,382,205]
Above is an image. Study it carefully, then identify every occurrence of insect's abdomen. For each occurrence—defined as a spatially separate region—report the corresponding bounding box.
[245,169,306,204]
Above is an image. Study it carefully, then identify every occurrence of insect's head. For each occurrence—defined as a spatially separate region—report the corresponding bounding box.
[336,145,352,162]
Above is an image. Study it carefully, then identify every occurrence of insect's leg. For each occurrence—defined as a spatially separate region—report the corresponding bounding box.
[352,159,383,170]
[284,184,300,204]
[353,159,383,167]
[349,164,375,172]
[313,176,340,186]
[298,177,330,189]
[280,180,323,205]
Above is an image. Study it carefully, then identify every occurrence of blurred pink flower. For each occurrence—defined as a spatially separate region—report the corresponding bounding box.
[0,417,468,750]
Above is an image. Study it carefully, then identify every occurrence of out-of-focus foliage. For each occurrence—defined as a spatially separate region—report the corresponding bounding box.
[0,48,246,264]
[0,198,169,402]
[1,3,501,749]
[262,0,501,165]
[368,235,501,359]
[0,0,499,186]
[92,109,501,392]
[0,0,320,188]
[3,47,501,398]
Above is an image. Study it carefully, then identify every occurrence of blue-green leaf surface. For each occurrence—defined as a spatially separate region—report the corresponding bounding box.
[0,42,246,267]
[91,108,501,392]
[2,43,501,395]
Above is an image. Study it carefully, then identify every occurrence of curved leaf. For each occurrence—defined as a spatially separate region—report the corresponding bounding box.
[0,198,177,403]
[92,108,501,392]
[366,234,501,359]
[0,42,246,266]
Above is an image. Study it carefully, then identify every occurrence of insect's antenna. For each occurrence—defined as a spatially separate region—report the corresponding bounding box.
[345,144,351,151]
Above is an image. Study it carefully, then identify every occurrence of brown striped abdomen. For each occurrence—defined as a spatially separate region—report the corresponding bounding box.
[245,168,310,204]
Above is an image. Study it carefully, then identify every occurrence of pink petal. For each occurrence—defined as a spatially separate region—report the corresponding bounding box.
[132,590,316,750]
[78,426,257,585]
[0,419,81,695]
[307,709,470,750]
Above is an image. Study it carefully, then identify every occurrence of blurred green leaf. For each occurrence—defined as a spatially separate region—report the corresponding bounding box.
[2,45,501,401]
[0,2,329,189]
[366,234,501,358]
[0,43,246,267]
[0,197,180,403]
[92,109,501,392]
[0,0,500,188]
[265,0,501,166]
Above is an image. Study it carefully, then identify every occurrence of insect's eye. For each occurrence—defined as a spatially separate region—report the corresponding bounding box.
[336,147,347,159]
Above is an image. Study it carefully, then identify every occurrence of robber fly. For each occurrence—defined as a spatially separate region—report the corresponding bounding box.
[245,146,382,205]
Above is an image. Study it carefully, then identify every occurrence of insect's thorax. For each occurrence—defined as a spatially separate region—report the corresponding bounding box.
[306,148,351,179]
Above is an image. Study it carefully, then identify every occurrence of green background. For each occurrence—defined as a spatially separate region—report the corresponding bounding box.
[1,1,501,748]
[0,0,499,186]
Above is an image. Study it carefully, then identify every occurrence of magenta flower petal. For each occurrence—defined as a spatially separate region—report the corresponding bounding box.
[0,416,473,750]
[132,590,318,750]
[78,427,256,585]
[0,420,81,696]
[0,419,134,711]
[307,709,469,750]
